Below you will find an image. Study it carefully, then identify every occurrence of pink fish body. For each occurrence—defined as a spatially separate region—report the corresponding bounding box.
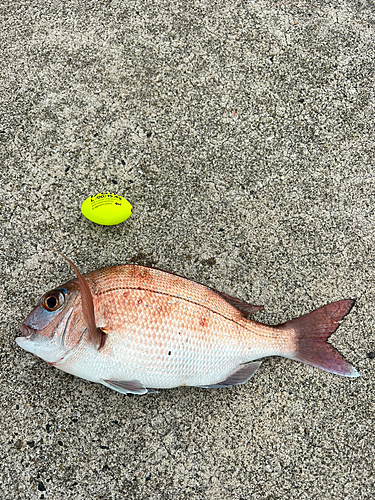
[17,259,359,395]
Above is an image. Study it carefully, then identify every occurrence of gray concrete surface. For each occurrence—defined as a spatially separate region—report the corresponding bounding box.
[1,0,374,498]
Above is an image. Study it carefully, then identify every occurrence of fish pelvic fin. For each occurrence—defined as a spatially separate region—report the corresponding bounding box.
[278,299,359,377]
[102,379,152,395]
[57,252,105,350]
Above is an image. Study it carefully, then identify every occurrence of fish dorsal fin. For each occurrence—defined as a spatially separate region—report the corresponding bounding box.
[57,252,105,350]
[215,291,264,317]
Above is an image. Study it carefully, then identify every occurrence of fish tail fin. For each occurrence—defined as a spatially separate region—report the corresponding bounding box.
[278,299,359,377]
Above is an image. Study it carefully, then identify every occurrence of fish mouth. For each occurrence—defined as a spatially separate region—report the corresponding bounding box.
[20,324,37,339]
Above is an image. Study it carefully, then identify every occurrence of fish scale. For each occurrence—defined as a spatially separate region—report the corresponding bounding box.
[16,260,359,395]
[89,280,259,388]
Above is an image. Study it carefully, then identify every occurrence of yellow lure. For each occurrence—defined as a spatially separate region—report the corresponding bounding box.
[81,193,132,226]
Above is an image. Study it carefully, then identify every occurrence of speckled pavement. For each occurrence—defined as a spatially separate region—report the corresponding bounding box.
[1,1,374,499]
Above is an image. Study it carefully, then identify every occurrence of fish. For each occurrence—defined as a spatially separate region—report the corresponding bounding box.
[16,255,359,395]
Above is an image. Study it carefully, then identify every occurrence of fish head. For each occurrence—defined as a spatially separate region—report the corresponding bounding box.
[16,280,86,364]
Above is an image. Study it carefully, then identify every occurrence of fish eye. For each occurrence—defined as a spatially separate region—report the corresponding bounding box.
[43,290,65,312]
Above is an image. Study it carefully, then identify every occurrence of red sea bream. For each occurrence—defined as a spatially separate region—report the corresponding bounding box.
[16,257,359,395]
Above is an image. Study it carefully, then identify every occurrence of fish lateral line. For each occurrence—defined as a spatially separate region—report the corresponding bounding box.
[92,284,264,333]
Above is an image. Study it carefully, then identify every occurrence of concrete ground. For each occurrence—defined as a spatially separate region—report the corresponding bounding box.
[1,0,374,498]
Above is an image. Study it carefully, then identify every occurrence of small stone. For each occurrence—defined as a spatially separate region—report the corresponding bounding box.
[37,481,46,492]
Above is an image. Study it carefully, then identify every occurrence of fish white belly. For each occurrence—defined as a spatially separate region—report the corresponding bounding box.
[57,325,255,389]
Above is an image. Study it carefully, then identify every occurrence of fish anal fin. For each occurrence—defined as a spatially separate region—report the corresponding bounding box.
[198,361,261,389]
[102,379,150,395]
[216,291,263,317]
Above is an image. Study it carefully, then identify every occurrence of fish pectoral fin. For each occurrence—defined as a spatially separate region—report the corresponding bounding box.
[197,361,262,389]
[215,291,264,317]
[102,379,150,395]
[57,252,104,350]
